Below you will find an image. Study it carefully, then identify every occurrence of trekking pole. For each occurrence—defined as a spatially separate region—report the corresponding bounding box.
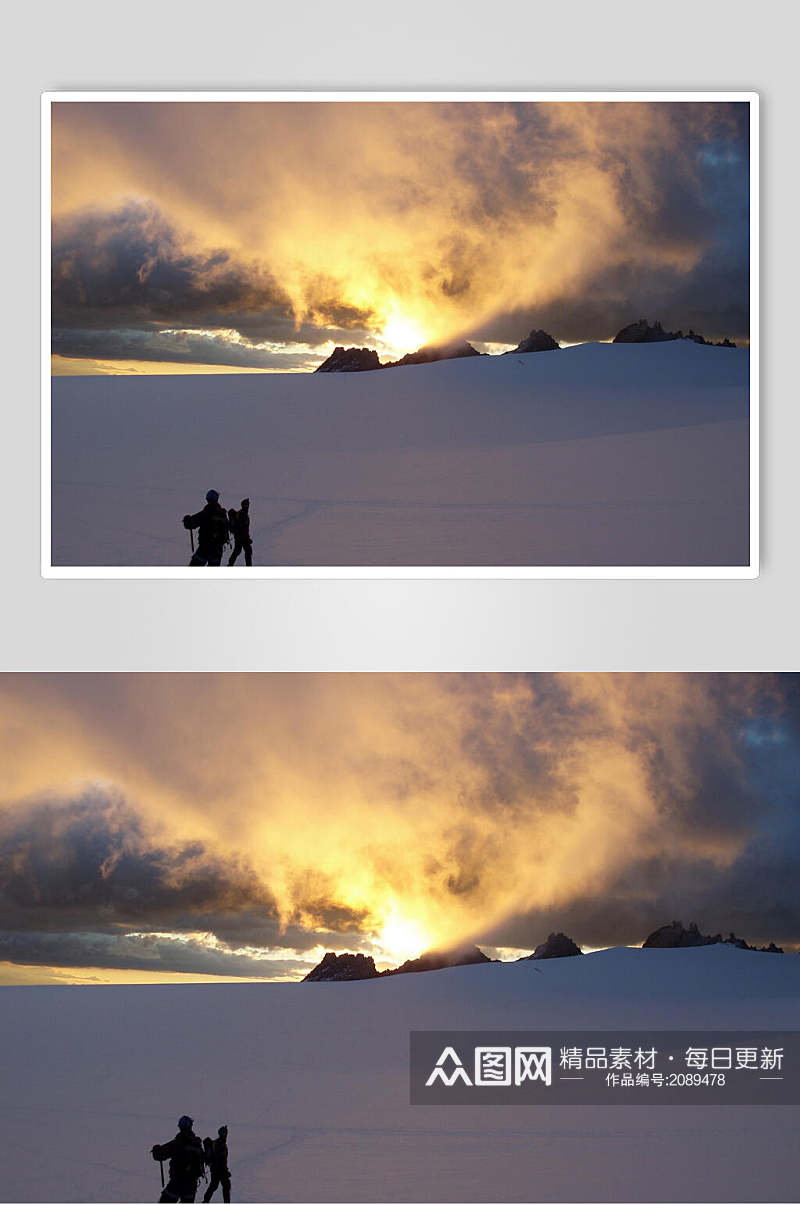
[159,1159,165,1191]
[189,528,195,555]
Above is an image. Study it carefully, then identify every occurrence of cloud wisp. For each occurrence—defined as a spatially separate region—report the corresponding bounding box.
[51,101,750,370]
[0,675,795,981]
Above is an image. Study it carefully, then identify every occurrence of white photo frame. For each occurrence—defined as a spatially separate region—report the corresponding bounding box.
[42,91,759,579]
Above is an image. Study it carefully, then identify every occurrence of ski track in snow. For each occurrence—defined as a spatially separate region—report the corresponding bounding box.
[2,947,798,1202]
[50,342,751,567]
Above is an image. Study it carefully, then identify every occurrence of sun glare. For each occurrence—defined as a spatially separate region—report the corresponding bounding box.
[379,911,431,964]
[380,313,427,359]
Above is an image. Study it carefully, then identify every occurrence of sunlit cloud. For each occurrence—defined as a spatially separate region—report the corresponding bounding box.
[1,674,794,983]
[51,101,750,372]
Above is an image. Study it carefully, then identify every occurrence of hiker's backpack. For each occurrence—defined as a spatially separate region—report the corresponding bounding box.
[203,1137,214,1166]
[181,1138,206,1180]
[207,507,229,547]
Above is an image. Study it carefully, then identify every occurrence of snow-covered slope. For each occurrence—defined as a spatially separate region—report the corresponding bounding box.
[2,946,796,1202]
[50,342,750,567]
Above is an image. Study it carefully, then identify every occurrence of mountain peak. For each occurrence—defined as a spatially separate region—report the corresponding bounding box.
[508,329,560,354]
[642,920,783,952]
[303,951,380,981]
[385,341,482,368]
[528,932,583,959]
[613,319,736,347]
[382,944,492,976]
[315,346,382,373]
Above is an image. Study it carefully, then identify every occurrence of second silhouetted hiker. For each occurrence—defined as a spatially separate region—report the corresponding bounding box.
[152,1115,206,1203]
[183,490,229,566]
[203,1125,231,1203]
[227,499,253,566]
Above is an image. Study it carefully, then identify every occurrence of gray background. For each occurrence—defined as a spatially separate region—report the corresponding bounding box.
[3,0,797,671]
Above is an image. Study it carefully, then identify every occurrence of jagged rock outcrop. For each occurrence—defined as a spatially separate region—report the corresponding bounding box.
[303,951,380,981]
[508,329,560,354]
[682,330,737,347]
[643,920,710,947]
[385,341,482,368]
[315,346,382,373]
[613,319,680,344]
[642,921,783,953]
[683,330,707,344]
[382,944,492,976]
[714,933,783,952]
[529,932,583,959]
[613,319,736,348]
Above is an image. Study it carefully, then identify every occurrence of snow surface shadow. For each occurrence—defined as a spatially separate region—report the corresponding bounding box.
[50,345,751,568]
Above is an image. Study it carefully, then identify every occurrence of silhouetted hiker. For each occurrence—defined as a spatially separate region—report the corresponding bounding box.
[183,490,229,566]
[152,1115,206,1203]
[227,498,253,566]
[203,1126,231,1203]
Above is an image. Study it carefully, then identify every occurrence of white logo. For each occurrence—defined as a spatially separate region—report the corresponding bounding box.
[475,1047,512,1085]
[425,1046,473,1086]
[426,1045,552,1088]
[515,1047,552,1085]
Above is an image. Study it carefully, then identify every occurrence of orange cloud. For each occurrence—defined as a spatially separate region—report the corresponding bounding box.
[0,673,785,972]
[51,100,750,365]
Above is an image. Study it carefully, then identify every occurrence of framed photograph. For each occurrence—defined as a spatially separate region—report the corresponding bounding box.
[43,92,758,577]
[1,672,796,1203]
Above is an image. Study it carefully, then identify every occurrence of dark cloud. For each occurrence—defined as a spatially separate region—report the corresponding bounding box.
[0,786,375,975]
[444,674,798,949]
[475,105,750,345]
[0,789,279,935]
[478,677,800,953]
[51,327,327,371]
[1,675,796,975]
[479,246,750,347]
[480,834,800,955]
[0,931,307,979]
[51,102,751,366]
[52,201,293,329]
[51,202,376,364]
[297,276,376,332]
[439,105,747,345]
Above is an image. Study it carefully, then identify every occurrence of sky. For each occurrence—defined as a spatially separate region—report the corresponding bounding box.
[0,673,796,985]
[50,100,750,374]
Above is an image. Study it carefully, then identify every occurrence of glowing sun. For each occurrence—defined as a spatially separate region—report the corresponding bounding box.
[381,313,427,358]
[379,912,431,964]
